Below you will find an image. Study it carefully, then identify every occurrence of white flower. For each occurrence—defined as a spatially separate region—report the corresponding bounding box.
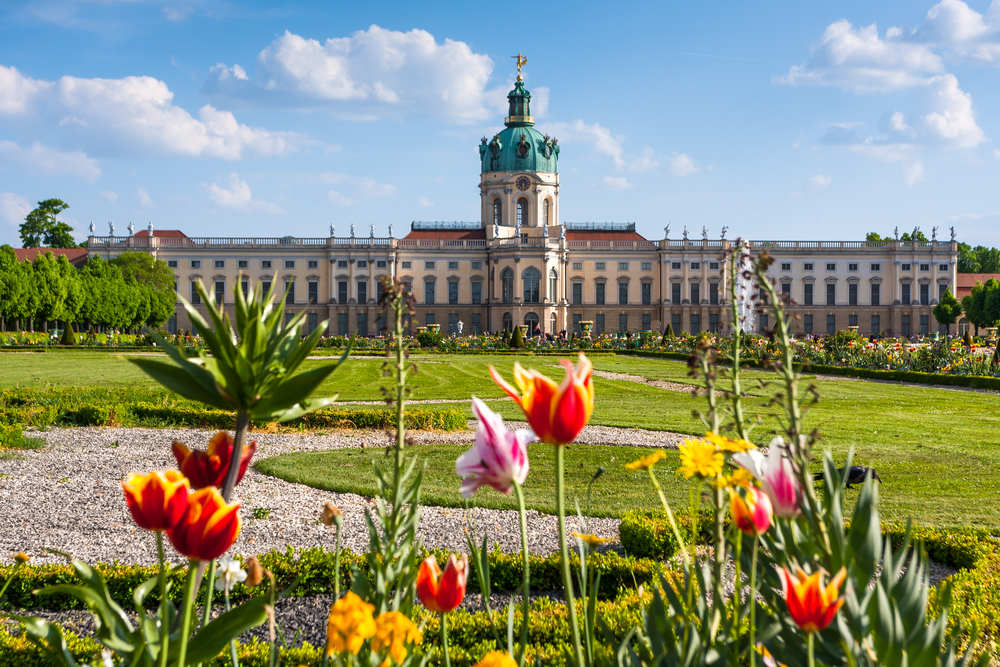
[215,555,247,592]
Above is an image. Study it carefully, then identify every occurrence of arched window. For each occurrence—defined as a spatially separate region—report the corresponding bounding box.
[516,198,528,227]
[493,199,502,227]
[501,268,514,304]
[524,312,540,336]
[543,200,550,226]
[522,267,540,303]
[502,312,513,332]
[549,268,558,302]
[550,312,557,334]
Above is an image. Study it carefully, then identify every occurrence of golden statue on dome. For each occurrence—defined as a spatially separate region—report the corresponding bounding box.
[512,52,527,81]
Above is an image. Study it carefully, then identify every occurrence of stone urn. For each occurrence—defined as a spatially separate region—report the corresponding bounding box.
[416,326,427,335]
[579,321,594,337]
[427,324,441,334]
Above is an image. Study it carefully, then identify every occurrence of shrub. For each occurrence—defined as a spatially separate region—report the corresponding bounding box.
[416,330,445,348]
[0,425,45,450]
[618,510,718,559]
[59,326,75,346]
[511,325,526,349]
[963,329,974,348]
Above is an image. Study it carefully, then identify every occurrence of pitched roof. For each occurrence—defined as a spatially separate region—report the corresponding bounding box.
[956,273,1000,298]
[133,230,189,238]
[13,248,89,267]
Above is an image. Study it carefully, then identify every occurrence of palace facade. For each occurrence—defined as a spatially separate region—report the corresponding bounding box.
[86,71,959,338]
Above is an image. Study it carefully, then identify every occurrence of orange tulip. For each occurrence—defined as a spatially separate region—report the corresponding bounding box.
[167,487,241,562]
[781,566,846,633]
[122,470,190,532]
[729,486,773,537]
[416,554,468,614]
[489,352,593,445]
[171,431,257,490]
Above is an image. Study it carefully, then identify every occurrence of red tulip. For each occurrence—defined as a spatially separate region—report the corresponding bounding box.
[489,352,593,445]
[122,470,189,532]
[416,554,468,614]
[167,487,241,562]
[729,485,773,537]
[781,566,846,633]
[171,431,257,490]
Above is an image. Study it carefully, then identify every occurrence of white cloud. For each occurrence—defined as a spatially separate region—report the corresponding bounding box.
[915,0,1000,64]
[905,160,925,185]
[138,188,153,209]
[667,152,699,176]
[317,172,396,198]
[203,26,501,124]
[602,176,633,190]
[0,64,308,160]
[0,192,31,227]
[328,191,355,206]
[100,190,117,204]
[206,174,284,213]
[541,120,663,173]
[994,148,1000,158]
[417,196,433,207]
[0,141,100,182]
[163,5,192,21]
[807,174,833,190]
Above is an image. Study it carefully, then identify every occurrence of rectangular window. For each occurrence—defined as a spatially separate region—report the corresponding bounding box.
[871,315,880,336]
[781,283,791,300]
[572,262,583,270]
[596,282,605,305]
[849,263,858,272]
[357,281,367,304]
[401,261,411,269]
[191,260,201,269]
[357,261,367,269]
[849,283,858,305]
[803,283,813,305]
[471,261,482,270]
[672,313,681,333]
[759,313,768,332]
[938,283,948,301]
[308,281,319,304]
[358,312,370,336]
[284,312,294,326]
[641,262,652,270]
[672,283,681,305]
[708,313,718,333]
[781,263,791,271]
[709,282,719,305]
[826,283,836,305]
[471,281,482,304]
[471,313,482,335]
[803,263,814,271]
[448,261,459,270]
[214,280,225,304]
[166,313,177,334]
[690,313,700,335]
[618,262,629,270]
[449,313,458,335]
[284,281,295,304]
[920,314,929,335]
[308,260,318,269]
[425,282,435,305]
[338,260,348,269]
[572,282,582,305]
[642,282,652,305]
[214,260,225,269]
[338,281,348,304]
[939,264,948,272]
[902,263,911,271]
[870,283,880,306]
[285,260,295,269]
[618,282,628,305]
[671,262,681,270]
[826,263,836,271]
[241,279,248,299]
[376,280,385,304]
[849,314,857,327]
[595,262,606,271]
[691,262,701,270]
[827,314,836,334]
[804,314,813,334]
[425,261,436,270]
[691,283,700,304]
[338,312,348,335]
[448,281,459,304]
[901,283,911,305]
[307,312,318,334]
[261,260,272,269]
[920,283,929,305]
[901,314,910,337]
[709,262,719,270]
[167,260,178,268]
[920,263,930,272]
[237,260,248,269]
[190,281,201,304]
[377,260,387,269]
[261,280,271,296]
[425,313,435,325]
[595,313,605,334]
[619,313,628,332]
[573,314,582,335]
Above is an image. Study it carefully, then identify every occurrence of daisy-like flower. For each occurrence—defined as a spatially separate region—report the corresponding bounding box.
[705,431,755,453]
[677,438,724,480]
[625,449,667,471]
[215,555,247,593]
[712,468,756,490]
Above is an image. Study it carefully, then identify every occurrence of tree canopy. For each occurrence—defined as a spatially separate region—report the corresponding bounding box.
[19,199,76,248]
[961,279,1000,335]
[932,287,962,328]
[957,243,1000,273]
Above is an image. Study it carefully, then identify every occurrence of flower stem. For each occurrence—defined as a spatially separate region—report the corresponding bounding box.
[556,446,585,667]
[225,587,239,667]
[646,468,689,567]
[749,536,758,667]
[156,532,169,667]
[440,613,452,667]
[333,525,342,600]
[176,560,200,667]
[731,531,742,642]
[807,631,815,667]
[514,481,531,667]
[201,559,217,629]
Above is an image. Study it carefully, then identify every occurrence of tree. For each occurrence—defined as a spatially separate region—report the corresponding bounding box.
[962,279,1000,336]
[19,199,74,248]
[31,252,68,332]
[957,242,979,273]
[110,251,176,327]
[900,230,929,243]
[866,232,893,243]
[932,287,962,334]
[0,246,29,330]
[57,255,84,330]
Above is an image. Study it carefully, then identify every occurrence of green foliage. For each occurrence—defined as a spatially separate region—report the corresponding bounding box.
[59,324,75,346]
[618,510,717,559]
[663,324,674,339]
[0,425,45,450]
[962,278,1000,333]
[865,232,893,243]
[963,329,974,348]
[957,242,1000,274]
[933,287,963,327]
[416,330,445,348]
[511,324,526,349]
[18,199,72,249]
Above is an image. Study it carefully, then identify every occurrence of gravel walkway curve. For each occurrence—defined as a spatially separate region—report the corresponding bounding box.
[0,424,686,567]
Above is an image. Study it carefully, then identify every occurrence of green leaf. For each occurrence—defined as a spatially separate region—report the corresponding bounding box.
[129,358,233,411]
[184,595,269,664]
[4,614,80,667]
[250,365,341,416]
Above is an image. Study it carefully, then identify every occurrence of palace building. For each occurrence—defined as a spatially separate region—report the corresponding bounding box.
[86,65,960,338]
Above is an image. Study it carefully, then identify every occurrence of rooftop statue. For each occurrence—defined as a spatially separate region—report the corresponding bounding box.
[512,52,527,81]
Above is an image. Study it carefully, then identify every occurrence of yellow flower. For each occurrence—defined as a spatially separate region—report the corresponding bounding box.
[571,532,612,548]
[474,651,518,667]
[705,431,755,453]
[677,438,724,480]
[13,552,30,564]
[326,592,376,656]
[712,468,756,490]
[371,611,422,665]
[625,449,667,471]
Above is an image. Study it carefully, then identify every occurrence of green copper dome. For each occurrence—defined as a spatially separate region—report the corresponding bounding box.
[479,81,559,174]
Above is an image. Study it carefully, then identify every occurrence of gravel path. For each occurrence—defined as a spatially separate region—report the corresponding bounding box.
[0,424,685,567]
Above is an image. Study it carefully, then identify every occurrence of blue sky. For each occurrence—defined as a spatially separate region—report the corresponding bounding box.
[1,0,999,247]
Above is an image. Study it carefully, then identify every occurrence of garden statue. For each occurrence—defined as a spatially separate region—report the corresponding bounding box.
[932,226,938,241]
[559,224,566,239]
[108,220,114,236]
[457,320,463,335]
[702,225,708,241]
[127,222,134,236]
[721,225,728,240]
[350,222,355,238]
[683,225,689,240]
[542,223,549,237]
[912,225,919,241]
[89,221,95,235]
[370,223,375,238]
[148,221,153,236]
[330,222,335,237]
[494,220,500,236]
